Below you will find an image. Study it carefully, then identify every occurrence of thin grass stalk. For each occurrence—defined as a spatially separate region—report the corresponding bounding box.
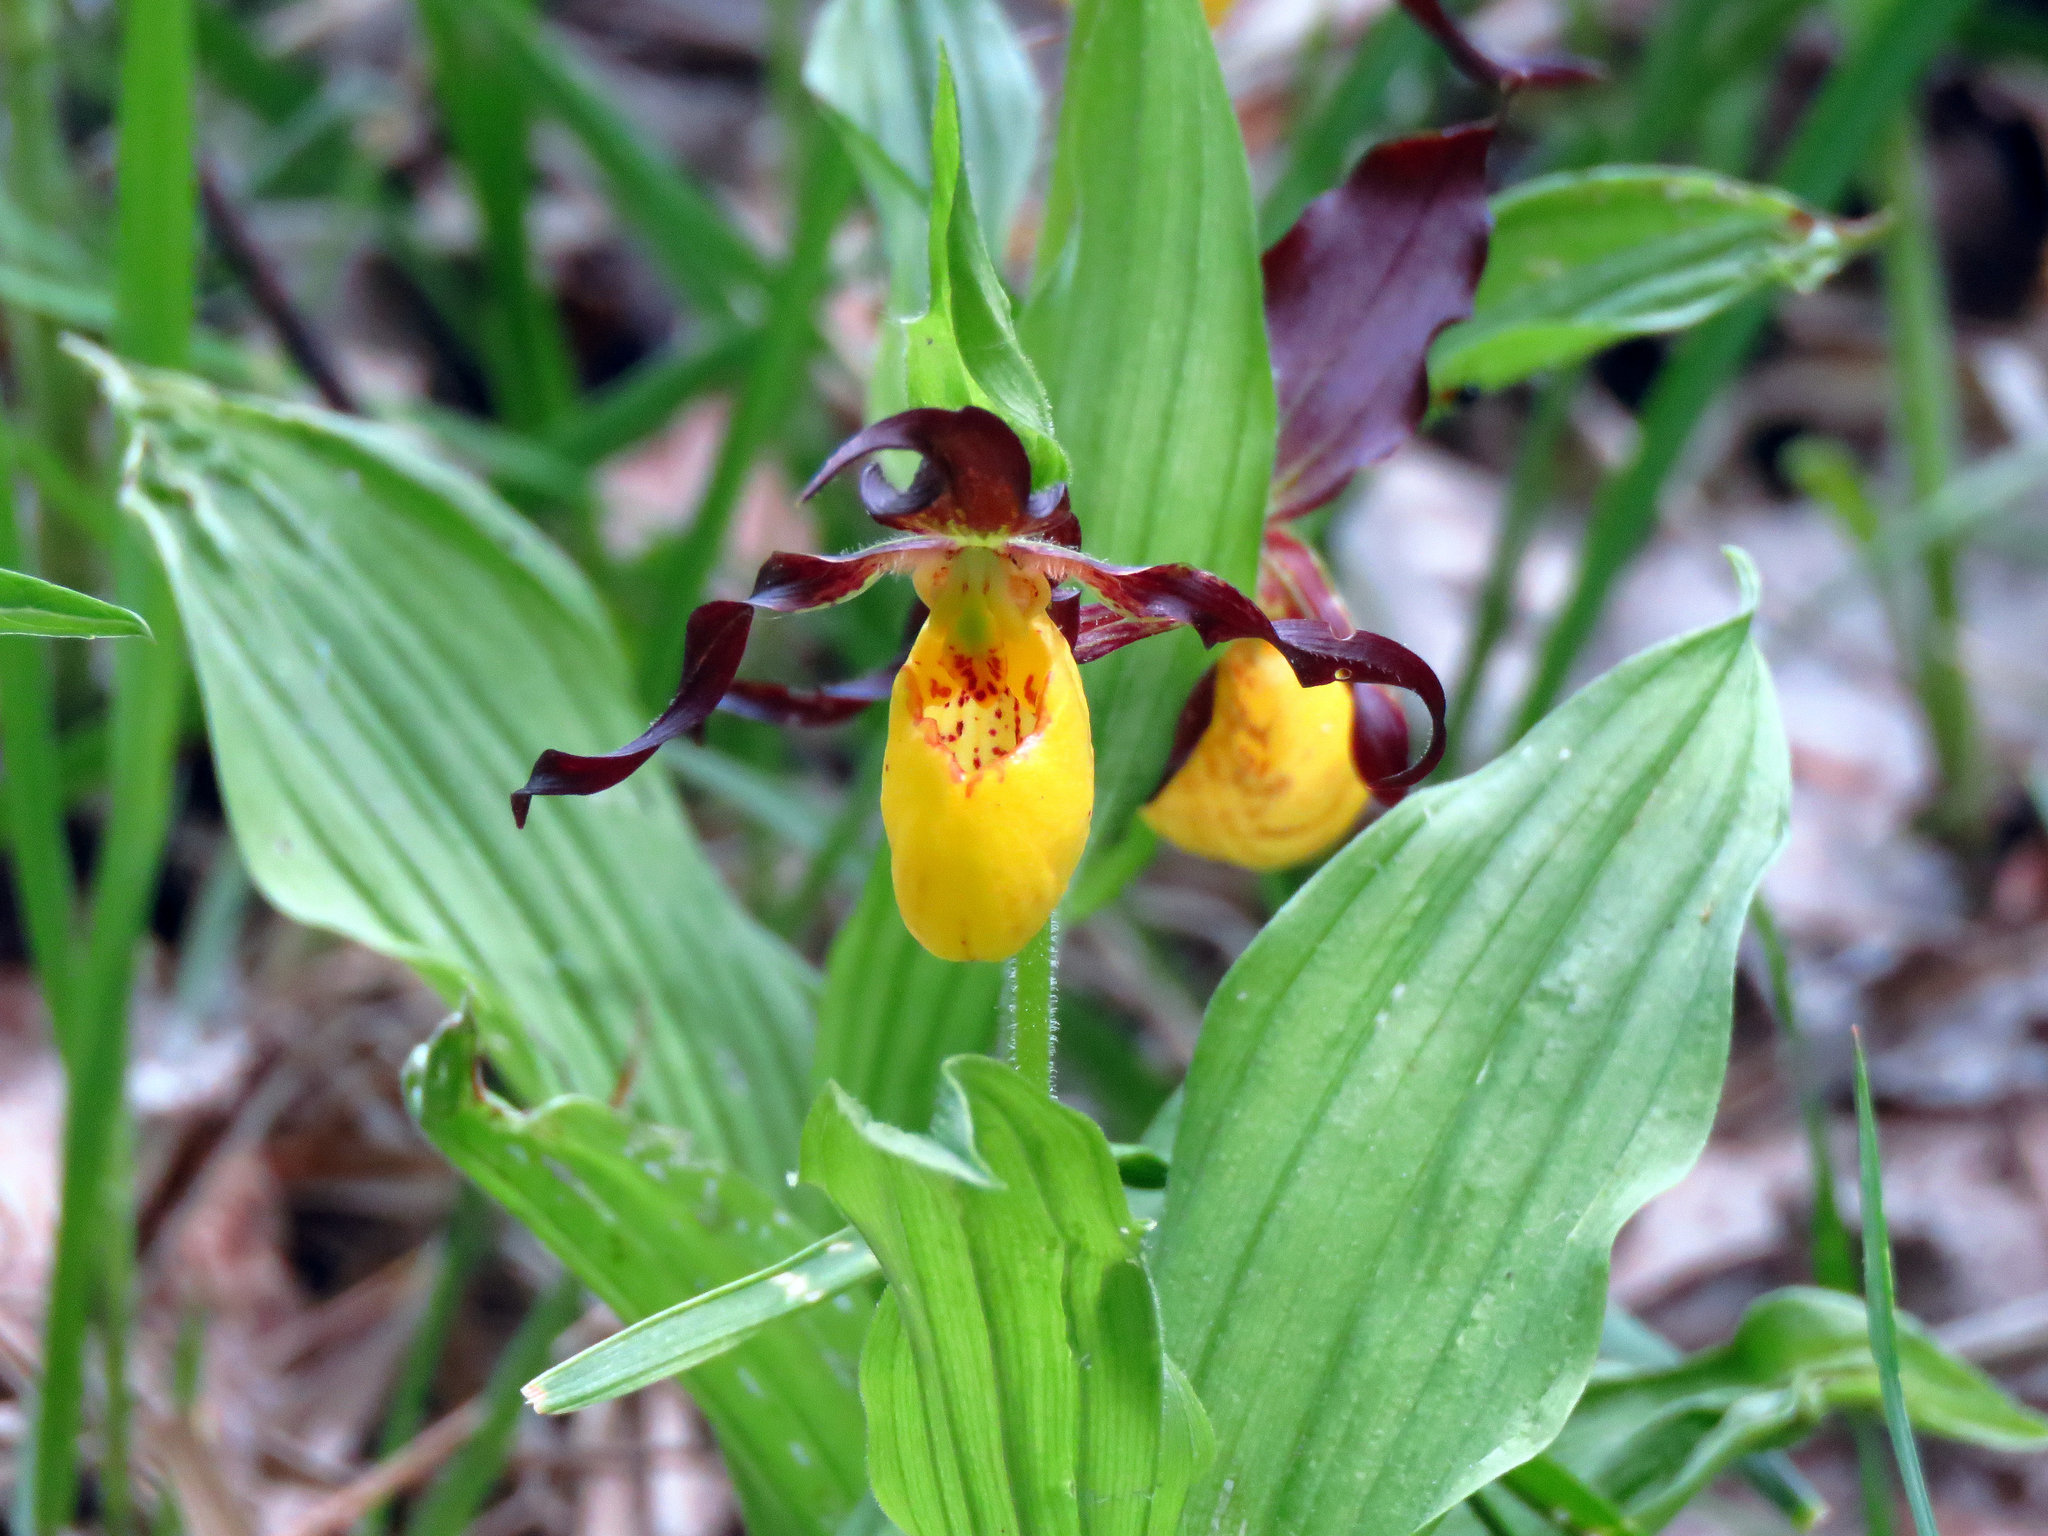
[0,411,82,1038]
[1441,374,1573,777]
[1005,920,1058,1098]
[362,1187,494,1536]
[400,1276,583,1536]
[415,0,575,434]
[30,0,197,1521]
[1757,898,1898,1520]
[1852,1033,1942,1536]
[1751,900,1857,1291]
[1879,114,1992,840]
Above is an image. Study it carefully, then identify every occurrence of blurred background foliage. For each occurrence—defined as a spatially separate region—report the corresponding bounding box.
[6,0,2048,1531]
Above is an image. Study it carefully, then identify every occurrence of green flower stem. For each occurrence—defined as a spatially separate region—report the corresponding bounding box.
[1880,114,1992,841]
[1007,919,1058,1097]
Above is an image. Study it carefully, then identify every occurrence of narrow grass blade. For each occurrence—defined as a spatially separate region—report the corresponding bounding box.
[1853,1032,1941,1536]
[1498,1455,1634,1536]
[471,0,767,323]
[403,1275,583,1536]
[416,0,575,432]
[526,1229,880,1415]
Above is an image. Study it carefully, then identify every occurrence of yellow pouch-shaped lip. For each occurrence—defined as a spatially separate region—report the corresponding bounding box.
[882,551,1094,962]
[1143,638,1366,873]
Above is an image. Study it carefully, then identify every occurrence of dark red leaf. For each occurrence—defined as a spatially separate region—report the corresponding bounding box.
[1020,546,1447,791]
[1265,125,1495,520]
[1393,0,1602,93]
[512,540,941,825]
[801,405,1072,540]
[1351,683,1414,805]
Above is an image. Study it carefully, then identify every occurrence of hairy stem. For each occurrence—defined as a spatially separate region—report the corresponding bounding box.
[1006,919,1059,1097]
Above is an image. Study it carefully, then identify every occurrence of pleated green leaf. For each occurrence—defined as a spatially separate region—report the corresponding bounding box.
[1448,1287,2048,1536]
[814,847,1002,1132]
[804,0,1041,281]
[1157,553,1791,1536]
[0,567,149,638]
[903,59,1064,486]
[804,1056,1211,1536]
[526,1228,881,1415]
[1022,0,1275,853]
[1432,168,1881,394]
[81,345,814,1190]
[405,1014,867,1536]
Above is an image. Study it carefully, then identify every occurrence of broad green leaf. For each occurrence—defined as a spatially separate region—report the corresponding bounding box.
[526,1228,881,1415]
[0,568,149,639]
[803,1057,1211,1536]
[470,0,767,325]
[1022,0,1276,854]
[814,847,1002,1131]
[79,344,814,1189]
[1431,168,1881,394]
[803,0,1040,282]
[1486,1287,2048,1535]
[902,60,1064,486]
[405,1014,867,1536]
[1157,553,1791,1536]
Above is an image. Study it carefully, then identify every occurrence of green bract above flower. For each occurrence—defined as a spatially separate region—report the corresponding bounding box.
[512,407,1445,960]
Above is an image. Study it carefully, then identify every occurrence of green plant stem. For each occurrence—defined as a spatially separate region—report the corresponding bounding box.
[1879,114,1991,840]
[0,415,82,1039]
[1512,0,1977,738]
[1006,920,1057,1098]
[112,0,197,370]
[1442,374,1574,776]
[1852,1031,1942,1536]
[1751,899,1858,1293]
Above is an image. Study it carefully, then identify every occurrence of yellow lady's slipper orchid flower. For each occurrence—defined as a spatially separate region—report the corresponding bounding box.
[884,548,1093,960]
[512,408,1443,961]
[1142,639,1363,872]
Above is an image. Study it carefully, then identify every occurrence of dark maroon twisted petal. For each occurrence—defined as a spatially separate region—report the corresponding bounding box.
[800,404,1073,540]
[1265,125,1495,521]
[1350,682,1415,804]
[1393,0,1602,93]
[1072,603,1180,664]
[1018,545,1446,791]
[1154,666,1220,796]
[511,539,945,826]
